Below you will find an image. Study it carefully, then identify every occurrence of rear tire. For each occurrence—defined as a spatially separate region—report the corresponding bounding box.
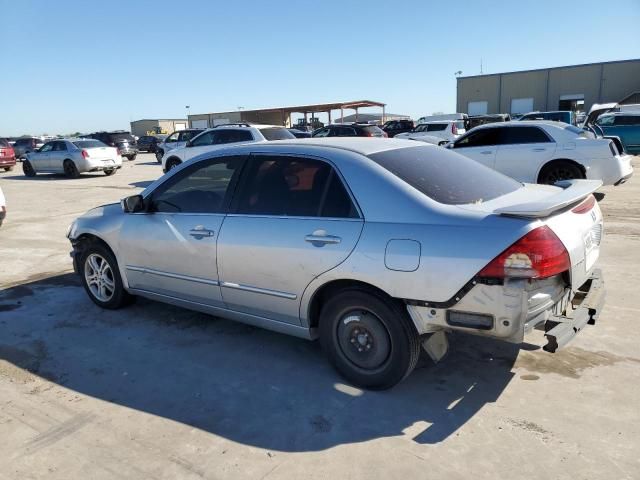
[319,288,421,390]
[3,166,13,172]
[155,149,164,163]
[63,159,80,178]
[104,168,116,176]
[23,160,36,177]
[128,154,137,161]
[538,161,584,185]
[79,242,134,309]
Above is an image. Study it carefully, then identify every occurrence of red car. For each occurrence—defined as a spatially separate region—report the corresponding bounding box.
[0,139,16,171]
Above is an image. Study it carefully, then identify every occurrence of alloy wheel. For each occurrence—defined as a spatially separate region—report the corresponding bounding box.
[84,253,115,302]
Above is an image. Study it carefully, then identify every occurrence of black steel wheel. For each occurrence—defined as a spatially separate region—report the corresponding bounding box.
[538,161,583,185]
[22,160,36,177]
[319,288,421,389]
[63,160,80,178]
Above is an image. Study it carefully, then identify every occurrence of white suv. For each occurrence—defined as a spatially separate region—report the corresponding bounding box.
[394,120,466,145]
[449,121,633,186]
[161,124,295,172]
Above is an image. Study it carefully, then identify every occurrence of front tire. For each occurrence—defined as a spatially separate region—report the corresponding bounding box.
[165,158,181,171]
[155,149,164,163]
[3,166,13,172]
[319,288,421,390]
[79,242,134,309]
[23,160,36,177]
[538,161,584,185]
[63,159,80,178]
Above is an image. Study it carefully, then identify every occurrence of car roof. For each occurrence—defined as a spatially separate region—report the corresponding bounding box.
[473,120,562,129]
[602,111,640,116]
[220,137,428,156]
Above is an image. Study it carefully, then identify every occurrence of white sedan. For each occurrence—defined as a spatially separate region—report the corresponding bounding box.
[449,121,633,186]
[23,139,121,178]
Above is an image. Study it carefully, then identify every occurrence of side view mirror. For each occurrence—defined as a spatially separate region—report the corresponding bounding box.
[185,140,192,147]
[445,143,454,149]
[121,194,145,213]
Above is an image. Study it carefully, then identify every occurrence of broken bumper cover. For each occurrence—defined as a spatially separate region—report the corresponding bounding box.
[543,269,605,353]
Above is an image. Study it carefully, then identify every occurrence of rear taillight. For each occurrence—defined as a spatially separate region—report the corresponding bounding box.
[572,194,596,214]
[81,149,89,159]
[452,123,458,135]
[478,226,570,279]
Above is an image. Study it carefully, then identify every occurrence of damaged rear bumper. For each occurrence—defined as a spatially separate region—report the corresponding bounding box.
[543,269,605,353]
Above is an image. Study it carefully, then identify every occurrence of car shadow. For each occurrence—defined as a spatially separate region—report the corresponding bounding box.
[0,274,518,451]
[1,173,110,181]
[136,161,162,166]
[129,180,154,188]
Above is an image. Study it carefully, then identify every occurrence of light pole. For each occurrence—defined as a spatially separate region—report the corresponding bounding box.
[185,105,190,125]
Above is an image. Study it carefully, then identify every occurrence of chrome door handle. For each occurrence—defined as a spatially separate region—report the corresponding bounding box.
[189,228,215,239]
[305,234,341,245]
[480,150,493,154]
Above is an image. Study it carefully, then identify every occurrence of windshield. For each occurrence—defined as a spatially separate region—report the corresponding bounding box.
[368,146,521,205]
[259,127,296,141]
[73,140,106,148]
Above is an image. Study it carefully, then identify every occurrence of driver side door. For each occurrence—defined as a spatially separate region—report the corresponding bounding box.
[119,155,245,306]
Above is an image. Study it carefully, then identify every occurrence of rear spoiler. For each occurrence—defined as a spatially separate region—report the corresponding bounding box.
[495,179,602,218]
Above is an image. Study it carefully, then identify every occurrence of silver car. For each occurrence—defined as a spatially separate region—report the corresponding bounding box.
[68,139,605,389]
[23,139,122,178]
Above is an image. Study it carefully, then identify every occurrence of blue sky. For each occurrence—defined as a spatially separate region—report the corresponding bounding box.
[1,0,639,136]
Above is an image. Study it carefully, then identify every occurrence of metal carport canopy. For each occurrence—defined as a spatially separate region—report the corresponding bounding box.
[283,100,386,124]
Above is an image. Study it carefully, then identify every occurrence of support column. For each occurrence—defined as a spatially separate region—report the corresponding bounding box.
[304,112,308,126]
[382,105,386,124]
[340,108,344,124]
[355,108,359,122]
[327,110,332,124]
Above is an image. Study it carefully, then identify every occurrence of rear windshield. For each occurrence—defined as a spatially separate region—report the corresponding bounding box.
[259,127,296,141]
[361,126,384,135]
[108,133,135,143]
[73,140,106,148]
[455,121,466,131]
[368,146,521,205]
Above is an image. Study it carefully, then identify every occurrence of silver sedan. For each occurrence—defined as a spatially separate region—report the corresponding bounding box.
[23,139,122,178]
[68,139,605,389]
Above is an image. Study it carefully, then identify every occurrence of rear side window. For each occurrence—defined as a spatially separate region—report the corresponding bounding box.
[234,155,358,218]
[498,127,552,144]
[259,128,296,141]
[361,126,384,136]
[614,115,640,126]
[368,146,521,205]
[73,140,106,148]
[215,129,253,144]
[426,123,448,132]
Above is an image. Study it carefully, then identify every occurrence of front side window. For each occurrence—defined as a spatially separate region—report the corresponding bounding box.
[190,131,216,147]
[39,142,55,152]
[414,125,429,132]
[498,127,552,144]
[454,128,499,148]
[179,130,201,142]
[166,132,180,143]
[234,155,358,218]
[151,156,243,214]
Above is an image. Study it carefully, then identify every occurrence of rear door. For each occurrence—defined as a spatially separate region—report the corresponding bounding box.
[119,156,244,306]
[451,128,500,168]
[494,126,556,182]
[217,154,364,325]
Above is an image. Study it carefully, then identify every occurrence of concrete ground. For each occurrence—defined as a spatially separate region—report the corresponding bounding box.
[1,153,639,480]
